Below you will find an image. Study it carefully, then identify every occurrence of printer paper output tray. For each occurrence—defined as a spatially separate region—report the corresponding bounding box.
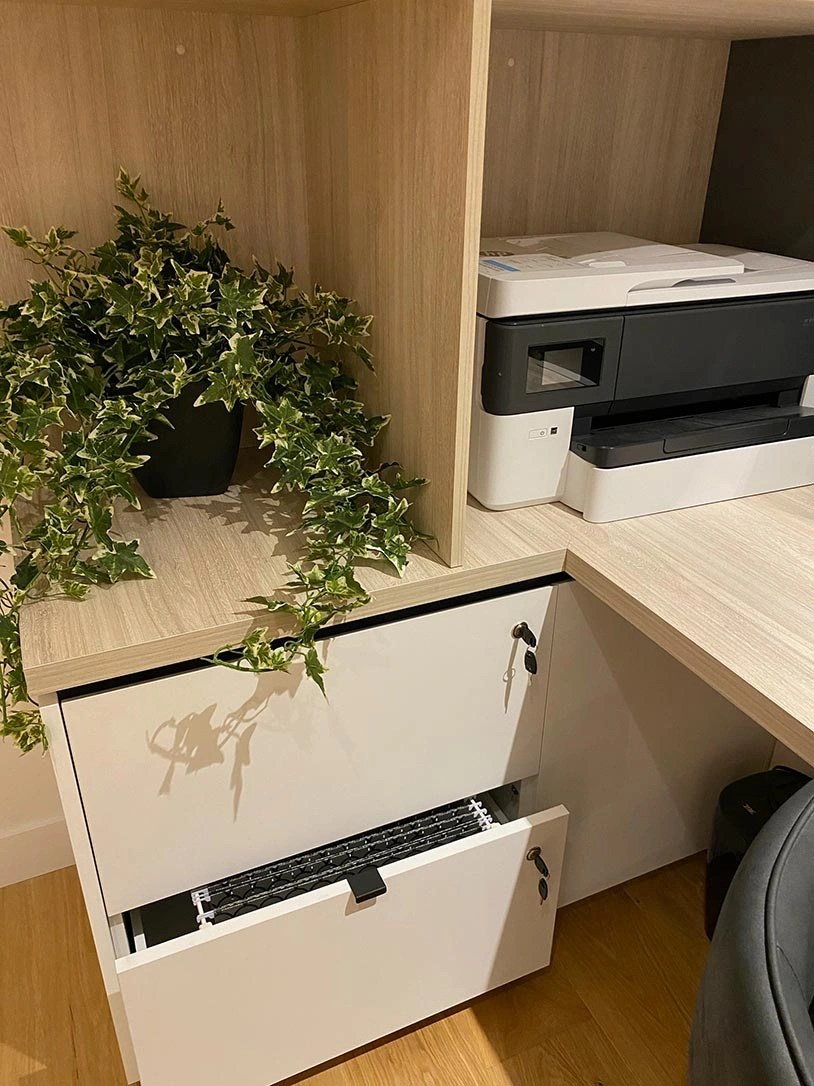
[571,405,814,468]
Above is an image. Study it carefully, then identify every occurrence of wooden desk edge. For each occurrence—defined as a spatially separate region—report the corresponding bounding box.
[564,547,814,765]
[22,548,569,699]
[21,529,814,770]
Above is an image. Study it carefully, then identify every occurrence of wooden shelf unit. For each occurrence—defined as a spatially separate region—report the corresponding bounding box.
[0,0,490,568]
[2,0,813,579]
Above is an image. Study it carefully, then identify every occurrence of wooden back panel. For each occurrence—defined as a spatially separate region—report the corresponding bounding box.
[482,29,730,244]
[0,2,310,300]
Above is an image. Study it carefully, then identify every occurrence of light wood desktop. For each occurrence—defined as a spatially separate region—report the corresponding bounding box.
[20,474,814,766]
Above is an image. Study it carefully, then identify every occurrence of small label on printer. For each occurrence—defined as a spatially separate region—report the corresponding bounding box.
[481,258,521,272]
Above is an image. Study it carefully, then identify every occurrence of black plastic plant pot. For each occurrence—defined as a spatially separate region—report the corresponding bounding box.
[133,382,244,499]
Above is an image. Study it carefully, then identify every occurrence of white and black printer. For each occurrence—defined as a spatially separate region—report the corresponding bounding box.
[469,232,814,521]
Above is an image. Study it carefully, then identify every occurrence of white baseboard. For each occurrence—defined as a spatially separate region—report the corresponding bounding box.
[0,817,73,888]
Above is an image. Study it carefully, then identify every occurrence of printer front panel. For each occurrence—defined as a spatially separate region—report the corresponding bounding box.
[469,294,814,514]
[469,314,622,510]
[617,292,814,401]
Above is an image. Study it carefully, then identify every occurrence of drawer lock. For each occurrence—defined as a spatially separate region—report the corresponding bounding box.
[347,866,388,905]
[512,622,538,675]
[527,847,550,903]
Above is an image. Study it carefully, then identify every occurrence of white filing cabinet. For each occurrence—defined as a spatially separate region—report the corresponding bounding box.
[56,579,570,1086]
[50,574,778,1086]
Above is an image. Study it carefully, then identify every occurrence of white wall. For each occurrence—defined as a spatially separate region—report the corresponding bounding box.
[0,739,72,887]
[0,522,72,886]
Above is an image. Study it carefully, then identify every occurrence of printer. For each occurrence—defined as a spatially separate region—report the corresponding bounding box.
[469,232,814,521]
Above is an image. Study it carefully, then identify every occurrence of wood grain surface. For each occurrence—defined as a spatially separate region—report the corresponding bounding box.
[0,855,708,1086]
[18,0,360,15]
[564,487,814,773]
[18,457,572,696]
[19,466,814,767]
[482,30,729,243]
[0,2,310,300]
[15,0,814,37]
[0,867,128,1086]
[491,0,814,39]
[302,0,491,564]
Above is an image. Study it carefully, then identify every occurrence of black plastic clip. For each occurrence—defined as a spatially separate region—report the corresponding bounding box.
[347,866,388,904]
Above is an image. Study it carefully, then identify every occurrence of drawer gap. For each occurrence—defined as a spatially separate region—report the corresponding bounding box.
[127,790,515,952]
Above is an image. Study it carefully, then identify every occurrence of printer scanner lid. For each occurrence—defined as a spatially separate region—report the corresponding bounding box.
[477,232,748,318]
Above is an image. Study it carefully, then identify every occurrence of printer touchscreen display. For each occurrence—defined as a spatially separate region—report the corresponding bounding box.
[526,341,604,394]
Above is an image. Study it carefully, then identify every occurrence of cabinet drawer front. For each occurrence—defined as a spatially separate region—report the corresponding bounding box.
[117,803,568,1086]
[61,584,556,915]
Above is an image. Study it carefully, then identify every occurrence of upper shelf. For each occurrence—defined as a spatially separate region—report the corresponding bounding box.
[491,0,814,39]
[13,0,814,37]
[12,0,361,14]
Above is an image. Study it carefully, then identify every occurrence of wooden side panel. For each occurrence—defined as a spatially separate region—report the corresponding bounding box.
[540,584,774,906]
[0,2,310,301]
[482,30,730,244]
[301,0,491,566]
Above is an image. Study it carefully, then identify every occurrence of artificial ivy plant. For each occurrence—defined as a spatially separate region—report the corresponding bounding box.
[0,170,426,752]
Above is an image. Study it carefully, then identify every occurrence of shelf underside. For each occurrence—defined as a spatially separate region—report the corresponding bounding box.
[13,0,361,15]
[491,0,814,39]
[10,0,814,38]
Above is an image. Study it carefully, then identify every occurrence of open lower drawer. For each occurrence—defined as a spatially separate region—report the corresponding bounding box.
[114,791,568,1086]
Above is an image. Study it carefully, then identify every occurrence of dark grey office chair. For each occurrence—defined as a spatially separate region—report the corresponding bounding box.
[689,777,814,1086]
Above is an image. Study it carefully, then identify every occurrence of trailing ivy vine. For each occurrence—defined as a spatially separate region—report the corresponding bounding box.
[0,171,426,752]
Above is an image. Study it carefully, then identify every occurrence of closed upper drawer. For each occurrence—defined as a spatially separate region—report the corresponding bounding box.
[60,582,558,915]
[116,795,569,1086]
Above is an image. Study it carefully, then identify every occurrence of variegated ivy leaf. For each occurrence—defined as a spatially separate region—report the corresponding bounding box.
[303,648,327,696]
[1,710,47,754]
[91,539,154,583]
[2,226,35,249]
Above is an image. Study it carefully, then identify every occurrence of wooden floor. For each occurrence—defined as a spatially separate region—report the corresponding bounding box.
[0,855,708,1086]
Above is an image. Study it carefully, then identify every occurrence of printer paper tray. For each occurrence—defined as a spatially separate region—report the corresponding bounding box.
[571,405,814,467]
